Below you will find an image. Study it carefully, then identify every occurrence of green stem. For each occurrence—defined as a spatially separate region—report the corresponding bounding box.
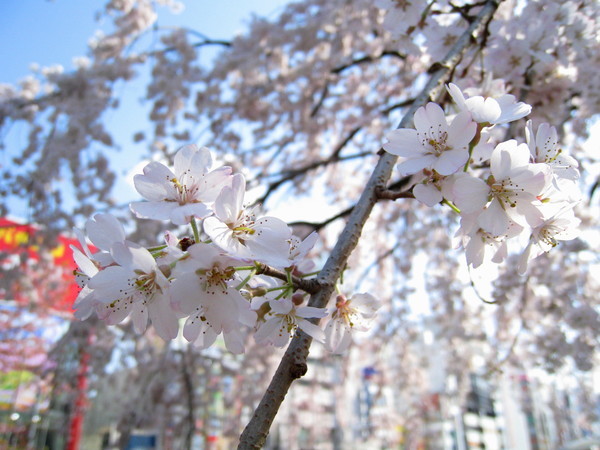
[442,199,461,214]
[463,123,484,172]
[234,265,258,271]
[190,217,201,243]
[147,244,168,252]
[266,285,290,293]
[299,270,321,278]
[236,269,257,290]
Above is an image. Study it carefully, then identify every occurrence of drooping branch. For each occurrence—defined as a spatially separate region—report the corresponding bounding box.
[238,1,503,447]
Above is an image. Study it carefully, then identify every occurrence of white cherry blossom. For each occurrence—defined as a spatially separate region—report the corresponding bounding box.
[453,140,551,236]
[253,297,327,348]
[324,293,381,354]
[447,82,531,125]
[526,120,579,181]
[518,208,581,274]
[170,243,256,354]
[383,102,476,176]
[130,144,233,225]
[203,173,292,267]
[87,242,179,340]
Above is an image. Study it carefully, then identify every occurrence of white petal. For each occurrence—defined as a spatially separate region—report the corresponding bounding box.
[134,161,177,201]
[465,96,501,123]
[396,155,436,176]
[130,201,177,221]
[131,303,148,334]
[86,213,125,250]
[383,129,420,156]
[452,175,489,213]
[325,319,351,353]
[413,183,443,206]
[434,149,469,176]
[478,200,509,236]
[170,203,211,225]
[148,295,179,340]
[223,328,245,354]
[297,318,325,342]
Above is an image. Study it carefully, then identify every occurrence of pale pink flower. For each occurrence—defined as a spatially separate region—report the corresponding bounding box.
[454,212,523,268]
[286,231,319,272]
[453,140,551,236]
[324,293,381,354]
[383,102,476,176]
[170,243,256,354]
[518,208,581,274]
[87,242,179,340]
[525,120,579,181]
[130,144,232,225]
[447,83,531,125]
[253,297,327,348]
[203,173,292,267]
[83,213,127,266]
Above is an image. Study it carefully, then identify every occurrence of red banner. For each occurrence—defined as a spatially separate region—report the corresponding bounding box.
[0,218,82,313]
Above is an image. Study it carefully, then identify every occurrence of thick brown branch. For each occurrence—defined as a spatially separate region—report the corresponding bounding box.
[238,1,502,447]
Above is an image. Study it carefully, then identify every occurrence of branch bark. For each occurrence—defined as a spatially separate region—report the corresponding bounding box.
[238,1,502,447]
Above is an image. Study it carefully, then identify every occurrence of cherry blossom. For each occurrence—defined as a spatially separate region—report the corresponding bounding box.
[454,212,524,268]
[383,102,476,176]
[286,231,319,272]
[203,173,292,267]
[324,293,381,354]
[83,213,127,266]
[452,140,551,236]
[253,296,327,348]
[130,144,233,225]
[87,242,179,340]
[518,208,581,274]
[169,243,256,354]
[447,83,532,125]
[525,120,580,181]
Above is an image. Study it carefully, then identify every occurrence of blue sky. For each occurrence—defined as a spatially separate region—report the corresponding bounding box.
[0,0,291,83]
[0,0,293,221]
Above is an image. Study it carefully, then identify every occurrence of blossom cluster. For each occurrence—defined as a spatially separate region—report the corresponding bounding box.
[72,145,380,353]
[383,82,581,272]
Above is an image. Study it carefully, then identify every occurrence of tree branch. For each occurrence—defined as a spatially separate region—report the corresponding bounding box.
[238,1,503,447]
[254,263,322,295]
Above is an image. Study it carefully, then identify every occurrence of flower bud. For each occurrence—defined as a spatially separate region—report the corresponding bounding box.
[291,293,305,306]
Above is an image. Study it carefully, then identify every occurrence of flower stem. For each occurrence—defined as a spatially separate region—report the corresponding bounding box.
[299,270,321,278]
[147,244,168,252]
[190,217,201,243]
[463,123,483,172]
[442,199,461,214]
[236,268,257,290]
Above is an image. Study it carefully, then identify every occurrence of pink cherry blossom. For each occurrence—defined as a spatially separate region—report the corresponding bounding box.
[253,297,327,348]
[130,144,233,225]
[447,82,531,125]
[383,102,476,176]
[170,243,256,354]
[324,293,381,354]
[203,173,292,267]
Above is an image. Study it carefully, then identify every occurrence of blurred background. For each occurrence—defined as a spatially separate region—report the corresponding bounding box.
[1,0,599,449]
